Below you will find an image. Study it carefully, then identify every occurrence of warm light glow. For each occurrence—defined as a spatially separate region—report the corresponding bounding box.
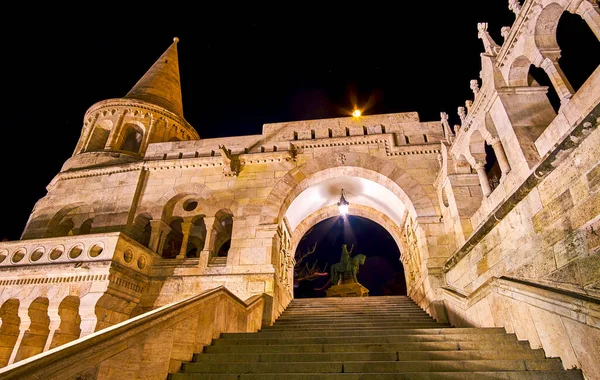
[337,188,350,216]
[338,203,349,216]
[352,109,361,118]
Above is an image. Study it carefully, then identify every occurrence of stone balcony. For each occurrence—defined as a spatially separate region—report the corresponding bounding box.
[0,232,159,280]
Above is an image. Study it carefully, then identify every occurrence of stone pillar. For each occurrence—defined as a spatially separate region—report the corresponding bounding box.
[177,217,195,259]
[104,110,126,150]
[42,302,61,352]
[78,292,105,337]
[149,220,172,255]
[490,138,511,176]
[474,162,492,197]
[539,57,575,105]
[8,307,31,365]
[199,217,216,268]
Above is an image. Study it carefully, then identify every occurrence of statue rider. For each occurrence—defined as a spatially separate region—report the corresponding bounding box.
[340,244,353,273]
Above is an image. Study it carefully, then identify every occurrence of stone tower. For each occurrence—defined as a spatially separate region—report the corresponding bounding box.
[65,37,198,172]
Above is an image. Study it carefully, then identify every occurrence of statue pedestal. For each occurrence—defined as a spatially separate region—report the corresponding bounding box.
[326,281,369,297]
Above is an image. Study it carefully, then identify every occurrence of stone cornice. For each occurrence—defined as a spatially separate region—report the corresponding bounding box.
[292,134,441,156]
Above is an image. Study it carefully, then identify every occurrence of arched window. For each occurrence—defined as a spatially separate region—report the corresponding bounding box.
[120,124,143,154]
[85,120,112,152]
[528,65,561,113]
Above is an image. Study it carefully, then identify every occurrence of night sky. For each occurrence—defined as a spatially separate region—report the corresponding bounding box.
[1,4,597,251]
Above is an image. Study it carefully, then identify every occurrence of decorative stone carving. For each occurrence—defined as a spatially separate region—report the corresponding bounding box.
[218,145,241,176]
[458,107,467,126]
[470,80,480,96]
[508,0,522,16]
[477,22,501,56]
[440,112,455,142]
[501,26,511,40]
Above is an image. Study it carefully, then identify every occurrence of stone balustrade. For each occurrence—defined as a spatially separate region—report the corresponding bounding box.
[0,232,158,276]
[0,286,266,380]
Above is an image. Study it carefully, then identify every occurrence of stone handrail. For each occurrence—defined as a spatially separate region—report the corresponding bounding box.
[0,286,265,380]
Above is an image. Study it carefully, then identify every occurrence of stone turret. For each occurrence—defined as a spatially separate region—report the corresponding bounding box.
[65,37,199,171]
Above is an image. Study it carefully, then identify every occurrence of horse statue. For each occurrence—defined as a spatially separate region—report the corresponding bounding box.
[331,252,366,285]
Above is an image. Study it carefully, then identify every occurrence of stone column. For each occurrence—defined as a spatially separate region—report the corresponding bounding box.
[104,110,126,150]
[539,57,575,105]
[8,307,31,365]
[176,217,195,259]
[78,292,105,337]
[149,220,172,255]
[490,138,511,176]
[474,162,492,197]
[42,302,61,352]
[199,217,216,268]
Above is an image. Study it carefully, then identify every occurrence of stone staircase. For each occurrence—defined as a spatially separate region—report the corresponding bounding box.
[170,296,583,379]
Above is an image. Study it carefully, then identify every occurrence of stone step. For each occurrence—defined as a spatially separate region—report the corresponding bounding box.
[170,370,584,380]
[223,327,507,339]
[179,359,564,374]
[279,311,431,316]
[213,333,518,346]
[261,323,449,331]
[192,349,546,363]
[283,307,426,312]
[204,340,536,354]
[274,317,435,324]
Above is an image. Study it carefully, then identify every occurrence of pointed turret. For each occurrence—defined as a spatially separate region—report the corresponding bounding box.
[125,37,184,119]
[66,37,199,172]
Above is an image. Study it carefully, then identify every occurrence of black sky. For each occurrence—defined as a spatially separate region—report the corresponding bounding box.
[1,4,596,240]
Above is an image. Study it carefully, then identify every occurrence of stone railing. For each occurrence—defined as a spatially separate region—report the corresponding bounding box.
[0,232,160,277]
[0,286,266,380]
[441,276,600,378]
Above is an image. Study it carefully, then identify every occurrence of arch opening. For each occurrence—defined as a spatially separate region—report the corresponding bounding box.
[556,11,600,92]
[293,215,406,299]
[15,298,50,362]
[120,124,144,154]
[0,299,20,366]
[50,296,81,349]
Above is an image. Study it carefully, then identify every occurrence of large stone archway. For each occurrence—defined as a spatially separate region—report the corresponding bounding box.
[260,152,439,227]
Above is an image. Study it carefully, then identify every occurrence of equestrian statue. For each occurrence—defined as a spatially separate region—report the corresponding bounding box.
[326,244,369,297]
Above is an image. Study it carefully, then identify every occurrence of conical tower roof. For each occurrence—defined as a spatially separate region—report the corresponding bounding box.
[125,37,184,119]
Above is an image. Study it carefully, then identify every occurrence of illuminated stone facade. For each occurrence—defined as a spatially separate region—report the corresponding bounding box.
[0,1,599,378]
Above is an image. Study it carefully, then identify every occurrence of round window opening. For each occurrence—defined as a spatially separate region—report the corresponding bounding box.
[89,243,104,258]
[183,199,198,212]
[12,249,26,263]
[69,245,84,259]
[30,248,45,262]
[0,250,8,264]
[50,246,64,260]
[123,248,134,263]
[137,255,147,270]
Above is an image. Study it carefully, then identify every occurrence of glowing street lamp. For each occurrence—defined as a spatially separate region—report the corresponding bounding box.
[337,189,349,216]
[352,109,361,118]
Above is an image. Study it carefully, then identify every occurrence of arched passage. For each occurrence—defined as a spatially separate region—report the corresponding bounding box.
[260,152,438,227]
[293,213,405,298]
[49,296,81,349]
[0,299,20,367]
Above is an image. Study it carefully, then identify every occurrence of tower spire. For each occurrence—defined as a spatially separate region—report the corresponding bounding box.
[125,37,184,119]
